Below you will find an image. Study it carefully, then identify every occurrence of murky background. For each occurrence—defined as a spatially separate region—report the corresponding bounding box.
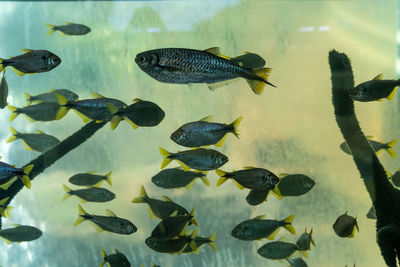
[0,0,398,266]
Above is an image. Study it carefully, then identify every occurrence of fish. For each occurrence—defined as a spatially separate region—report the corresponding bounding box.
[170,116,242,148]
[183,232,216,254]
[231,214,295,241]
[62,184,115,203]
[0,162,33,189]
[0,73,8,109]
[0,225,42,245]
[0,197,13,218]
[131,185,188,219]
[286,257,308,267]
[145,229,198,254]
[0,49,61,76]
[366,206,376,220]
[246,189,269,205]
[215,167,281,193]
[100,249,130,267]
[349,74,399,102]
[159,147,228,171]
[68,171,112,187]
[24,89,78,105]
[151,168,209,189]
[151,209,198,240]
[135,47,275,94]
[106,98,165,130]
[332,212,359,238]
[277,174,315,197]
[296,228,315,251]
[257,240,308,260]
[8,102,66,122]
[56,93,127,123]
[74,204,137,235]
[340,138,397,158]
[46,22,91,36]
[7,127,60,152]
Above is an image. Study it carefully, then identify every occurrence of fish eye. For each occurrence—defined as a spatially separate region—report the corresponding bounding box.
[139,56,146,63]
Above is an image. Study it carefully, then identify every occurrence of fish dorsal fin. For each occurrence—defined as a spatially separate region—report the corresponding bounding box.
[114,249,120,253]
[65,22,73,25]
[92,92,105,99]
[106,209,117,217]
[11,223,20,227]
[133,98,142,103]
[162,195,173,202]
[279,173,289,178]
[372,73,383,80]
[20,49,32,54]
[35,130,45,134]
[252,215,266,220]
[205,47,221,56]
[243,166,256,170]
[200,115,213,122]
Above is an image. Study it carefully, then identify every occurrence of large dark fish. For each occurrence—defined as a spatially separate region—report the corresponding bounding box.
[159,147,228,171]
[0,225,42,244]
[46,22,91,36]
[100,249,130,267]
[231,214,295,241]
[62,184,115,203]
[0,49,61,76]
[68,171,112,187]
[25,89,78,105]
[257,240,308,260]
[277,174,315,197]
[0,162,33,189]
[74,205,136,235]
[151,209,198,240]
[145,229,198,254]
[131,186,188,219]
[107,98,165,130]
[0,73,8,108]
[332,212,359,238]
[135,47,275,94]
[349,74,399,102]
[8,102,65,122]
[170,116,242,147]
[215,167,280,191]
[340,138,397,158]
[7,127,60,152]
[183,232,216,254]
[56,93,127,123]
[151,168,209,189]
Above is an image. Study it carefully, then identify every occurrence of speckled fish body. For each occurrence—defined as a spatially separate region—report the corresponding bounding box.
[9,129,60,152]
[164,148,228,171]
[246,189,269,205]
[277,174,315,197]
[0,225,42,243]
[68,98,126,122]
[0,49,61,74]
[66,187,115,202]
[69,172,111,187]
[333,213,358,238]
[151,168,206,189]
[0,75,8,109]
[26,89,78,105]
[101,249,131,267]
[47,23,91,36]
[9,102,61,121]
[257,241,299,260]
[219,168,279,190]
[350,78,399,102]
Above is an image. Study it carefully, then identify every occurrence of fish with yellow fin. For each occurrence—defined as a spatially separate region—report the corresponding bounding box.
[151,209,198,240]
[296,228,316,251]
[257,239,309,260]
[62,184,115,203]
[8,102,67,122]
[349,73,399,102]
[151,167,209,189]
[145,229,198,254]
[183,232,216,254]
[340,138,397,158]
[68,171,112,187]
[170,116,242,148]
[0,49,60,75]
[46,22,90,36]
[99,248,130,267]
[0,162,33,189]
[135,47,275,94]
[24,89,78,105]
[333,212,359,238]
[0,225,42,245]
[7,127,60,152]
[0,197,13,218]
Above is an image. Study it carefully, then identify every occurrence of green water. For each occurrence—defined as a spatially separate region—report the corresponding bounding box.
[0,1,398,266]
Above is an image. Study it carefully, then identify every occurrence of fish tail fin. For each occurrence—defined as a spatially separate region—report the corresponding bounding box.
[189,208,199,226]
[386,140,397,158]
[200,175,210,187]
[24,92,32,105]
[283,214,296,234]
[299,250,308,258]
[246,67,275,94]
[55,93,70,120]
[131,185,148,203]
[0,58,4,73]
[215,169,227,177]
[74,204,88,226]
[110,115,122,130]
[159,147,173,169]
[7,106,19,122]
[104,171,112,186]
[20,164,34,189]
[386,87,397,100]
[208,232,217,252]
[2,206,13,218]
[62,184,71,201]
[215,169,228,186]
[6,126,19,143]
[230,116,243,139]
[45,23,55,36]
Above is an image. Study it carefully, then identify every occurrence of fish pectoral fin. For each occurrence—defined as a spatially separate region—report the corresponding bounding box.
[267,229,280,240]
[10,67,26,76]
[105,209,117,217]
[92,92,106,99]
[0,236,13,245]
[146,206,158,219]
[73,110,91,123]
